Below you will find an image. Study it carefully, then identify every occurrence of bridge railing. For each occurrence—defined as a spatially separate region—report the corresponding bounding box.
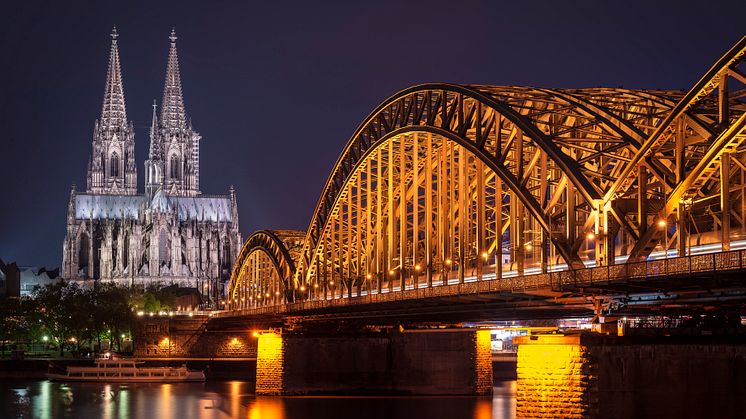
[218,249,746,317]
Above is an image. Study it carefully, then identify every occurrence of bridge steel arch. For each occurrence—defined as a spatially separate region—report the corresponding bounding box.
[290,81,684,297]
[602,35,746,262]
[227,35,746,308]
[227,230,304,309]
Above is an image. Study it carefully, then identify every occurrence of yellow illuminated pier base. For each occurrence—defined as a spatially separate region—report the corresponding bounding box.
[255,329,492,395]
[514,334,592,418]
[255,332,285,395]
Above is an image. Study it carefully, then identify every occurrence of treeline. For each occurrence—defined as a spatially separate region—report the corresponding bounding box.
[0,282,197,357]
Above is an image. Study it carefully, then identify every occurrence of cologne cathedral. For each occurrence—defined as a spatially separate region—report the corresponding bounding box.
[62,28,241,303]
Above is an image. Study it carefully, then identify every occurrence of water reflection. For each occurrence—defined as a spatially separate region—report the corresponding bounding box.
[0,380,516,419]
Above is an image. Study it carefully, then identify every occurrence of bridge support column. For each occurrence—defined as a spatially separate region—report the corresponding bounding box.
[515,334,592,418]
[255,329,492,395]
[255,331,285,395]
[515,332,746,418]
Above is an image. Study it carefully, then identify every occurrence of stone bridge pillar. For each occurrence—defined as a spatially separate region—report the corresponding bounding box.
[514,334,593,418]
[514,333,746,418]
[255,328,492,395]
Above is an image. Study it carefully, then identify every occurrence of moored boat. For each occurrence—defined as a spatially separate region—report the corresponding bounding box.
[46,358,205,382]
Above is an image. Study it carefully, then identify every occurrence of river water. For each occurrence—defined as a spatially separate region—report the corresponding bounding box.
[0,380,516,419]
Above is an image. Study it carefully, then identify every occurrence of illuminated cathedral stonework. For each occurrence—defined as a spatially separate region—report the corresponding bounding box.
[62,28,241,302]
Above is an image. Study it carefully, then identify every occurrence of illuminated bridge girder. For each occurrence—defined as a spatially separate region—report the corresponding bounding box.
[607,36,746,261]
[227,35,746,310]
[227,230,304,309]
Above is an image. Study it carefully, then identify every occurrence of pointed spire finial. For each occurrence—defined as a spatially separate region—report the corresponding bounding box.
[100,28,127,127]
[160,29,186,130]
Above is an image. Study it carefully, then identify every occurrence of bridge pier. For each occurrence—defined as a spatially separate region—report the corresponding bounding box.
[514,333,746,418]
[255,328,492,395]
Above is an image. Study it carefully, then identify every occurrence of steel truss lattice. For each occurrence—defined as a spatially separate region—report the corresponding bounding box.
[228,36,746,309]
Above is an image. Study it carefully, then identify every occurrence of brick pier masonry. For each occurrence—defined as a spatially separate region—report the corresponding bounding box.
[515,333,746,418]
[133,316,492,395]
[254,329,493,395]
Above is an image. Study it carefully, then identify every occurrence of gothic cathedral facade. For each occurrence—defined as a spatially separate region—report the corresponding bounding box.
[62,28,241,305]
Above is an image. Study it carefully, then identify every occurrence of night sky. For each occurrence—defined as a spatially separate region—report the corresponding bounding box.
[1,0,745,268]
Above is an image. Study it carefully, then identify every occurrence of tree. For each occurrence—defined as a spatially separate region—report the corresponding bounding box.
[34,282,88,356]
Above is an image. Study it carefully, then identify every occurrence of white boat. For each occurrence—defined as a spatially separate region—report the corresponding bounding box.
[46,358,205,383]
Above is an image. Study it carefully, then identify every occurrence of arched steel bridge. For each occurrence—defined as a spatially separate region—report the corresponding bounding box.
[225,36,746,318]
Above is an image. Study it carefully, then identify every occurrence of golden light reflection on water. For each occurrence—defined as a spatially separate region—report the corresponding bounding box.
[160,383,172,418]
[4,380,516,419]
[474,397,492,419]
[231,380,241,417]
[247,397,285,419]
[103,384,112,419]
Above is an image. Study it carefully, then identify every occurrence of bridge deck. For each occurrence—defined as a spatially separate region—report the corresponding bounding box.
[217,250,746,322]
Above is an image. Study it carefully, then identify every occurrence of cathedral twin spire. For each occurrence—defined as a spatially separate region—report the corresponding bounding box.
[160,29,188,131]
[100,27,127,128]
[88,27,200,197]
[147,28,201,197]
